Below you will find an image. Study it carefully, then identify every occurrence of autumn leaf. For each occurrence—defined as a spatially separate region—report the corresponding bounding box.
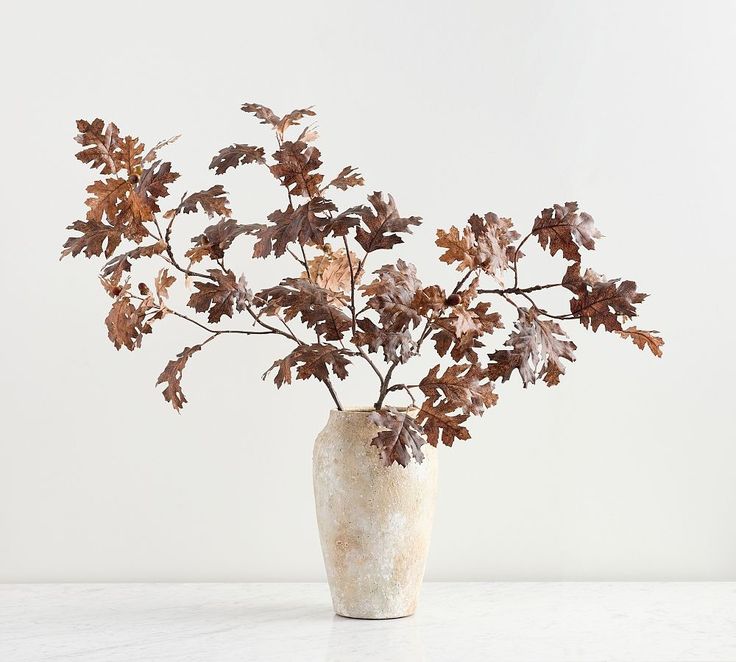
[565,265,647,332]
[616,327,664,357]
[175,185,232,218]
[532,202,602,262]
[362,260,423,331]
[61,218,122,259]
[186,219,260,263]
[241,102,316,140]
[354,319,416,364]
[257,278,351,341]
[155,268,176,300]
[412,285,446,316]
[253,198,336,257]
[104,293,155,351]
[419,364,497,416]
[187,269,242,323]
[355,192,421,253]
[117,135,144,175]
[84,178,129,223]
[487,308,576,387]
[369,408,427,467]
[325,166,364,191]
[269,141,323,198]
[209,144,266,174]
[416,400,470,448]
[156,345,202,411]
[263,343,351,387]
[304,247,357,300]
[75,118,121,174]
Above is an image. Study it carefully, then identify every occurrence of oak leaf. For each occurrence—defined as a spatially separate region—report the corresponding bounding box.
[615,327,664,357]
[533,202,602,262]
[354,319,416,364]
[61,218,122,259]
[209,144,266,175]
[186,219,259,263]
[355,192,421,253]
[269,141,323,197]
[369,408,427,467]
[156,345,202,411]
[257,278,351,341]
[419,364,497,416]
[416,400,470,447]
[176,185,232,218]
[362,260,423,331]
[325,166,364,191]
[487,308,576,387]
[187,269,241,323]
[74,119,121,174]
[264,343,351,387]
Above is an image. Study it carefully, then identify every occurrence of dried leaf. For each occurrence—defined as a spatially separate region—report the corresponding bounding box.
[209,144,266,174]
[369,408,427,467]
[355,192,421,253]
[155,268,176,300]
[253,198,336,257]
[269,141,323,198]
[257,278,351,341]
[74,119,121,174]
[264,343,351,387]
[615,327,664,357]
[187,269,241,323]
[487,308,576,387]
[362,260,423,331]
[354,319,416,364]
[416,400,470,448]
[105,293,155,351]
[186,219,257,263]
[176,185,232,218]
[419,364,497,416]
[533,202,602,262]
[325,166,364,191]
[156,345,202,411]
[61,218,122,259]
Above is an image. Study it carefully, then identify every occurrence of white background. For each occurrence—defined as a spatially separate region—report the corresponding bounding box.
[1,0,734,582]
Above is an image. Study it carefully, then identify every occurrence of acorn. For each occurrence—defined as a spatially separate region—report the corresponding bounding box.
[445,293,461,306]
[138,283,150,295]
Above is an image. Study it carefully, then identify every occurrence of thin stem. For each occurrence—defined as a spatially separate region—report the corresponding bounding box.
[167,309,274,336]
[478,283,561,296]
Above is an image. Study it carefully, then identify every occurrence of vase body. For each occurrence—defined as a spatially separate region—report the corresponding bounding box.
[312,408,438,619]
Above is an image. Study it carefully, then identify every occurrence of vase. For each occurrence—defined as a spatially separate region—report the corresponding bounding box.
[312,407,439,619]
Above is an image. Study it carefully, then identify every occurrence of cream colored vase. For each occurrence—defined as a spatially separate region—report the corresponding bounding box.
[312,408,439,619]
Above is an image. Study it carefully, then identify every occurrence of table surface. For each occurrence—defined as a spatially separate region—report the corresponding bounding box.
[2,582,735,661]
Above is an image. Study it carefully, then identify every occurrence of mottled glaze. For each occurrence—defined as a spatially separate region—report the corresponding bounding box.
[312,408,438,619]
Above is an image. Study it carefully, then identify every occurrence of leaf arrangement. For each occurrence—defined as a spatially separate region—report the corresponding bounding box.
[63,103,663,466]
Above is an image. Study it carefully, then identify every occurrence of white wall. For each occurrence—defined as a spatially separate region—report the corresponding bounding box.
[1,0,734,582]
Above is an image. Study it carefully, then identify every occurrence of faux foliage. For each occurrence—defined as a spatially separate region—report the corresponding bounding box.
[62,103,663,466]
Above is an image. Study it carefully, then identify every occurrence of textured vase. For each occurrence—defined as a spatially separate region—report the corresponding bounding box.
[312,408,439,619]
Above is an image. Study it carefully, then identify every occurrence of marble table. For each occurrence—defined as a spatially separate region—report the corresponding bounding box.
[2,583,735,661]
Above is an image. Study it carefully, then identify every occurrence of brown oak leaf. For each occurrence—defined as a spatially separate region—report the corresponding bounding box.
[242,103,316,140]
[100,241,166,282]
[416,400,470,448]
[615,327,664,357]
[61,218,122,259]
[187,269,241,323]
[533,202,602,262]
[105,293,155,351]
[419,364,497,416]
[156,345,202,411]
[269,141,323,198]
[253,198,336,257]
[369,408,427,467]
[487,308,576,387]
[362,260,423,331]
[263,343,351,387]
[353,319,417,364]
[74,119,121,174]
[355,192,421,253]
[186,219,260,263]
[325,166,364,191]
[565,266,647,332]
[176,185,232,218]
[257,278,351,341]
[209,144,266,174]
